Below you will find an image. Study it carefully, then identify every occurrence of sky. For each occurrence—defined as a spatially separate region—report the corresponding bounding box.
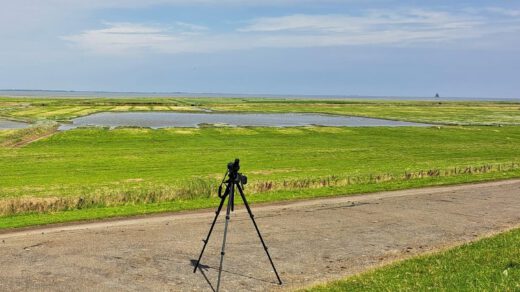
[0,0,519,98]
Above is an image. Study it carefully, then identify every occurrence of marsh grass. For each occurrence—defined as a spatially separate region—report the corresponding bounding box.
[0,162,517,217]
[0,97,205,122]
[1,97,520,125]
[0,177,218,216]
[1,121,520,227]
[0,123,58,147]
[251,162,520,192]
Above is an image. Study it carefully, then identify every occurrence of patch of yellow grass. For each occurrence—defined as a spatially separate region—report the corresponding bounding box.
[129,106,151,111]
[170,128,200,134]
[110,106,133,111]
[0,129,17,137]
[113,128,151,134]
[10,107,48,116]
[124,178,144,183]
[36,107,94,118]
[169,106,202,111]
[72,107,107,116]
[150,106,171,111]
[214,127,259,135]
[307,127,349,134]
[275,128,305,134]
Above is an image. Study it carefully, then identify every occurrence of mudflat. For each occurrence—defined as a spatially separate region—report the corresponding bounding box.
[1,180,519,291]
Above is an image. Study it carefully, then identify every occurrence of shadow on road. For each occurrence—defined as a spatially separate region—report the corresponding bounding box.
[190,258,278,291]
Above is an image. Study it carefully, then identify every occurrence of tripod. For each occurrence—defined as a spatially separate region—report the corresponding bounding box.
[193,159,282,291]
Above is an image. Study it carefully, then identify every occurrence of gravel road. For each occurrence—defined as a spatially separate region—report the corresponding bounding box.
[1,179,519,291]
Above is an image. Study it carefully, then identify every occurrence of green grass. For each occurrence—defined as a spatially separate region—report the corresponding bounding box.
[305,228,520,291]
[0,97,203,121]
[1,173,519,230]
[198,99,520,125]
[0,125,519,228]
[1,97,519,229]
[1,97,520,125]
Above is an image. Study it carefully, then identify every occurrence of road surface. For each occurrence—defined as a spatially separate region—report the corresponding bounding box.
[1,179,519,291]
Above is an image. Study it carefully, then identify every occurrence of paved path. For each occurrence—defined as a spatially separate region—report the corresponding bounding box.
[1,180,519,291]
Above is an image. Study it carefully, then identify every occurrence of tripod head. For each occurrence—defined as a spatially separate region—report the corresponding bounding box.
[226,158,247,185]
[227,159,240,179]
[219,158,247,199]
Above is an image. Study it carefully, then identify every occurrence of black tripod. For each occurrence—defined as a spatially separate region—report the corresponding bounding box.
[193,159,282,291]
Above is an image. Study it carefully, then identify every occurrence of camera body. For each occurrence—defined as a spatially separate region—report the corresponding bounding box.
[227,159,240,175]
[227,158,247,185]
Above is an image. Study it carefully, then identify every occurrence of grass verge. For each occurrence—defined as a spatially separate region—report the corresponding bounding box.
[0,171,519,230]
[304,227,520,291]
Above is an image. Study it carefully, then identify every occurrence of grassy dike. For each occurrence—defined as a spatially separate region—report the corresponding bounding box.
[305,227,520,291]
[0,125,519,229]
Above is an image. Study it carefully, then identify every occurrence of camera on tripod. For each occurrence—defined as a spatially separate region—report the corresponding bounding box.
[194,159,282,291]
[227,159,247,185]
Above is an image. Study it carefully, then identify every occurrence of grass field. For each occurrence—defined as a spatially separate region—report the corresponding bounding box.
[0,97,519,229]
[0,97,200,122]
[2,97,520,125]
[191,98,520,125]
[0,124,520,229]
[306,227,520,291]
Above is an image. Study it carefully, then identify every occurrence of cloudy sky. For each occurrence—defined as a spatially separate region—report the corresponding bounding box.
[1,0,519,98]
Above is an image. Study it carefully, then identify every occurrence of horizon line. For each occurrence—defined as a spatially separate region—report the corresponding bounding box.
[1,89,518,101]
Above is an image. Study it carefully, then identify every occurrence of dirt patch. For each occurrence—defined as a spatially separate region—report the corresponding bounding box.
[0,179,519,291]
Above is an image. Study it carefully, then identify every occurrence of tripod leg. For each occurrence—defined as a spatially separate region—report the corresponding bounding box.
[216,183,234,292]
[193,187,229,273]
[237,184,283,285]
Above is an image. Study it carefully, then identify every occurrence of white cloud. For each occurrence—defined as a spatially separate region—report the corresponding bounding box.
[0,0,342,36]
[63,9,520,55]
[239,10,482,33]
[4,0,343,11]
[465,7,520,17]
[62,23,174,54]
[76,0,345,7]
[174,22,208,32]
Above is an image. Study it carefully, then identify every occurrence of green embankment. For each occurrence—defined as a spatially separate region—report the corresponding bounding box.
[305,228,520,291]
[0,125,519,228]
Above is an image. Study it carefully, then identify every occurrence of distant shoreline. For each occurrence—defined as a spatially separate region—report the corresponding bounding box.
[0,89,518,102]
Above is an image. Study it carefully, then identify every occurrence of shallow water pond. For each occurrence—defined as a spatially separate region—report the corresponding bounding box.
[0,119,30,129]
[59,112,431,130]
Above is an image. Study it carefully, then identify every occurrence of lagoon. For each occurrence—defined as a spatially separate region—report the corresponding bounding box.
[59,112,431,130]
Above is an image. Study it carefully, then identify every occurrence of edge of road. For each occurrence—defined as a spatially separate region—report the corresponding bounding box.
[1,178,519,240]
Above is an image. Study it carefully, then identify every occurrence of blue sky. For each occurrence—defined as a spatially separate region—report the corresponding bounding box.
[1,0,519,98]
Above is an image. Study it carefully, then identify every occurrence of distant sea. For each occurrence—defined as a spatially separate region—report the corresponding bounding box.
[0,90,517,102]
